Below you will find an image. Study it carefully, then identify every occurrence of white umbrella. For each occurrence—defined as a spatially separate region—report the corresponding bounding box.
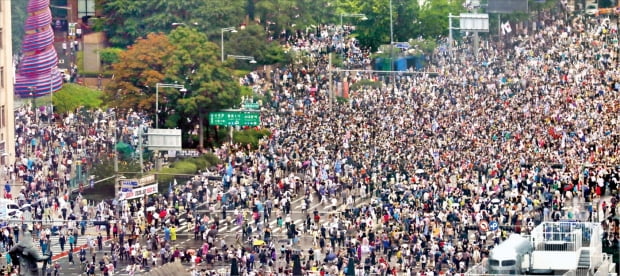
[415,169,425,174]
[146,206,156,212]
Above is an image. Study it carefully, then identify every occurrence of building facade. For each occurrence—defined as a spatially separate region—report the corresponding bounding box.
[0,0,16,165]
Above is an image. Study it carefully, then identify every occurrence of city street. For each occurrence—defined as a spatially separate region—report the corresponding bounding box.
[44,188,372,275]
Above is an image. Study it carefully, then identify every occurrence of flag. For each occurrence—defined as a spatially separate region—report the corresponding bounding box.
[502,21,512,35]
[173,178,178,186]
[335,159,342,174]
[226,162,233,177]
[168,182,173,195]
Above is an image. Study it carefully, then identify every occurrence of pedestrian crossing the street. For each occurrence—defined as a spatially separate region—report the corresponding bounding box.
[161,196,371,238]
[172,216,305,236]
[44,234,95,257]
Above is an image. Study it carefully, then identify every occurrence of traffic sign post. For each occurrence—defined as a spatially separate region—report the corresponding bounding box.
[479,220,489,232]
[120,179,138,187]
[489,221,499,231]
[208,110,260,127]
[242,102,260,110]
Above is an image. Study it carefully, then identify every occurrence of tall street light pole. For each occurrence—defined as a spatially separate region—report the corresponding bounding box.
[389,0,395,95]
[155,83,187,128]
[221,27,238,62]
[225,55,258,143]
[390,0,394,45]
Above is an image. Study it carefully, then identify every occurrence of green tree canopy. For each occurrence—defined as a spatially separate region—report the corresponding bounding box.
[166,27,242,148]
[11,0,28,53]
[354,0,463,50]
[104,28,242,149]
[224,24,288,65]
[97,0,246,47]
[103,33,175,111]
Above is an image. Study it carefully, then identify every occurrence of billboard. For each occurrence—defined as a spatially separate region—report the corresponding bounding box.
[459,13,490,32]
[487,0,528,13]
[147,129,182,151]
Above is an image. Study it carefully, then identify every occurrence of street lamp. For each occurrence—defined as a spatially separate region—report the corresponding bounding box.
[389,0,394,45]
[221,27,238,62]
[339,13,368,30]
[172,22,198,27]
[155,83,187,128]
[49,67,57,125]
[227,55,257,63]
[28,87,35,117]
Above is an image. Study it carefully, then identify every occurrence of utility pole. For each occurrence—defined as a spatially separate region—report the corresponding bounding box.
[139,125,144,175]
[328,53,333,107]
[449,13,453,53]
[113,110,119,200]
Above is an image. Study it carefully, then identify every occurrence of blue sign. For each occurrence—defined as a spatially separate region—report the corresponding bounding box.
[121,187,133,192]
[489,221,499,231]
[121,180,138,187]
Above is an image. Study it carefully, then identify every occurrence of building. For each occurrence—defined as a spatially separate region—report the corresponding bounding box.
[0,0,16,165]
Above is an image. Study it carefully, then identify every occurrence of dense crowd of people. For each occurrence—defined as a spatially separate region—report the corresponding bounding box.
[1,5,620,276]
[195,10,620,276]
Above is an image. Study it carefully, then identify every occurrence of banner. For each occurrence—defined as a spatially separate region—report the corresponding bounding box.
[120,184,158,200]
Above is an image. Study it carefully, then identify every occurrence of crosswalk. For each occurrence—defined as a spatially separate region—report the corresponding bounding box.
[172,215,306,236]
[43,234,97,258]
[157,196,371,237]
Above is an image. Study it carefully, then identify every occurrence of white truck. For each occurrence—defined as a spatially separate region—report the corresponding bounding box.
[0,199,22,223]
[488,234,533,274]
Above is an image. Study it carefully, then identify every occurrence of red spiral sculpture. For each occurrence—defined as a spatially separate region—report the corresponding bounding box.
[14,0,64,98]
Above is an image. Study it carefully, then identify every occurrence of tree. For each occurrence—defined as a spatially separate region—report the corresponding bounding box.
[417,0,464,39]
[11,0,28,53]
[103,33,175,111]
[225,24,287,65]
[254,0,336,36]
[165,27,242,149]
[353,0,463,50]
[355,0,392,50]
[97,0,246,47]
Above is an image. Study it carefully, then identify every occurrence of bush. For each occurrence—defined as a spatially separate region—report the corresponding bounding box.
[336,96,349,104]
[233,128,271,149]
[187,157,207,170]
[350,79,382,91]
[156,153,221,187]
[53,84,103,114]
[202,152,222,167]
[100,48,124,66]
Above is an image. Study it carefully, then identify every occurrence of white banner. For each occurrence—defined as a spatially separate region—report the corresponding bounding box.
[120,184,158,200]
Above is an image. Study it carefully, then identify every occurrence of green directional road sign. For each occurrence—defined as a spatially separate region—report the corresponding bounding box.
[242,103,260,110]
[209,110,260,126]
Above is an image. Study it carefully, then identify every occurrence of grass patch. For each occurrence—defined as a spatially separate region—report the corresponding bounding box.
[53,83,103,114]
[76,51,84,73]
[156,153,222,190]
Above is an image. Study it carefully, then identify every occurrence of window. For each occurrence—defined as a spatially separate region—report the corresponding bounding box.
[0,67,4,88]
[502,260,516,266]
[0,27,2,49]
[489,260,500,266]
[1,105,5,128]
